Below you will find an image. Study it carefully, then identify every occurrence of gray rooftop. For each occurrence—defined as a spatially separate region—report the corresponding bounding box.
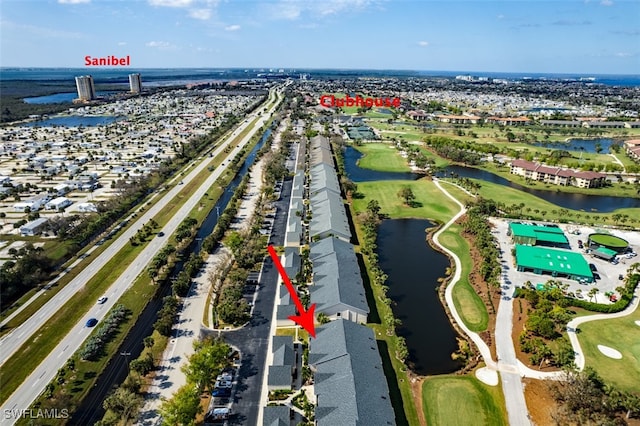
[310,135,331,151]
[262,405,290,426]
[310,163,341,196]
[310,237,369,315]
[310,189,351,241]
[310,319,395,426]
[311,146,334,167]
[283,247,301,278]
[268,365,293,389]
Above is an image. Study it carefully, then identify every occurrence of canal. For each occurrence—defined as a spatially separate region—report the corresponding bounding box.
[70,128,273,425]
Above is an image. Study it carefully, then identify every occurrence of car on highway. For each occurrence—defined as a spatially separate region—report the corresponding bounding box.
[85,318,98,327]
[97,296,108,304]
[157,232,165,237]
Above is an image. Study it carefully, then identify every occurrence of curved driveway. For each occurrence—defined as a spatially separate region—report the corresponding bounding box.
[0,89,282,425]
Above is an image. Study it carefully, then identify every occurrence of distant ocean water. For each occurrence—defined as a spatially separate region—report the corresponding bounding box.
[1,68,639,87]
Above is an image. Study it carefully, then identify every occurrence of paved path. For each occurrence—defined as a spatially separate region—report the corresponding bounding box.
[432,178,532,426]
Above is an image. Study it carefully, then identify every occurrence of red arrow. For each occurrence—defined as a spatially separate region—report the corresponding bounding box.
[267,245,316,338]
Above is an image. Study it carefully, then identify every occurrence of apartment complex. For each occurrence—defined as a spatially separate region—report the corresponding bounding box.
[75,75,96,101]
[510,159,607,188]
[129,73,142,94]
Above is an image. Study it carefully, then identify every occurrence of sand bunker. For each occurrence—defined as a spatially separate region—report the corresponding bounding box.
[476,367,499,386]
[635,320,640,326]
[597,345,623,359]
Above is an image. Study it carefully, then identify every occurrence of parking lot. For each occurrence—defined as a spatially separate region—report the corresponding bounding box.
[490,218,638,303]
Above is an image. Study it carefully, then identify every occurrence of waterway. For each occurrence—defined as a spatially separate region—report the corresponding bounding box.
[23,91,117,104]
[70,127,273,425]
[21,115,122,127]
[376,219,461,375]
[343,145,640,211]
[530,138,619,154]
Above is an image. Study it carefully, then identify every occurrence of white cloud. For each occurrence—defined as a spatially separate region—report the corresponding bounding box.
[418,41,429,47]
[270,0,379,20]
[497,14,505,20]
[148,0,192,7]
[600,0,613,5]
[149,0,218,20]
[189,8,211,20]
[146,41,175,49]
[58,0,90,3]
[1,19,84,38]
[225,24,241,31]
[615,52,634,57]
[118,41,127,46]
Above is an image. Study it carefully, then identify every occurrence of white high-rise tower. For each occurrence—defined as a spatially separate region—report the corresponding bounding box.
[129,73,142,94]
[75,75,96,101]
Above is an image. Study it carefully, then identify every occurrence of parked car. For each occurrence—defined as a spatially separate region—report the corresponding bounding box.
[589,263,597,271]
[212,387,231,398]
[619,274,624,280]
[85,318,98,327]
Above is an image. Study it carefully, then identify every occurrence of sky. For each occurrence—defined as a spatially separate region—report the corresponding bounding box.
[1,0,639,74]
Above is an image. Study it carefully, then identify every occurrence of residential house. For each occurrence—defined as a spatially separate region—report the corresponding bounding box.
[267,335,297,391]
[309,319,395,426]
[310,237,368,323]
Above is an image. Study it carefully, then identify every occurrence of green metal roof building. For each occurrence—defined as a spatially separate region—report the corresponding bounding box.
[515,244,594,283]
[509,223,569,247]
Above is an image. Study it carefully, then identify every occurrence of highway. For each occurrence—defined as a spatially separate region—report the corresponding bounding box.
[0,88,282,425]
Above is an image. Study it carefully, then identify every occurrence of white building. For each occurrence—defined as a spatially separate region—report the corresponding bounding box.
[129,73,142,94]
[45,197,72,211]
[76,202,98,213]
[20,218,49,236]
[75,75,96,101]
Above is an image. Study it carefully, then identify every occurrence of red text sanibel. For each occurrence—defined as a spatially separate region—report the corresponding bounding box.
[267,245,316,338]
[85,55,130,66]
[320,94,401,108]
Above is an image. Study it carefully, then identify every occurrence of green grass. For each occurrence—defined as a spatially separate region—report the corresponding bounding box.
[353,143,412,173]
[472,178,640,225]
[422,375,508,426]
[440,225,489,332]
[577,306,640,394]
[353,179,459,223]
[588,233,629,248]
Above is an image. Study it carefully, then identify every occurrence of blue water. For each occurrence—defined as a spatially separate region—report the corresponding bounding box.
[343,146,640,212]
[24,91,116,104]
[2,68,639,87]
[22,115,122,127]
[531,138,619,154]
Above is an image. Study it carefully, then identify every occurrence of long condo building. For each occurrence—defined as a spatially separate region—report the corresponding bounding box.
[129,73,142,94]
[75,75,96,101]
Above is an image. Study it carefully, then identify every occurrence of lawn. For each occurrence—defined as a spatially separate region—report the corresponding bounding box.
[353,143,411,173]
[440,225,488,332]
[576,306,640,394]
[353,179,459,223]
[472,178,640,225]
[422,375,508,426]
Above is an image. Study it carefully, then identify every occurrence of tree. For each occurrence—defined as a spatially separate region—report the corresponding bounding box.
[366,199,381,217]
[103,387,143,422]
[397,186,415,206]
[159,384,202,426]
[317,312,330,324]
[181,338,230,392]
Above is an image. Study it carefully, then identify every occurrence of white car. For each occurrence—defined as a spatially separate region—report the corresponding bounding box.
[97,296,108,304]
